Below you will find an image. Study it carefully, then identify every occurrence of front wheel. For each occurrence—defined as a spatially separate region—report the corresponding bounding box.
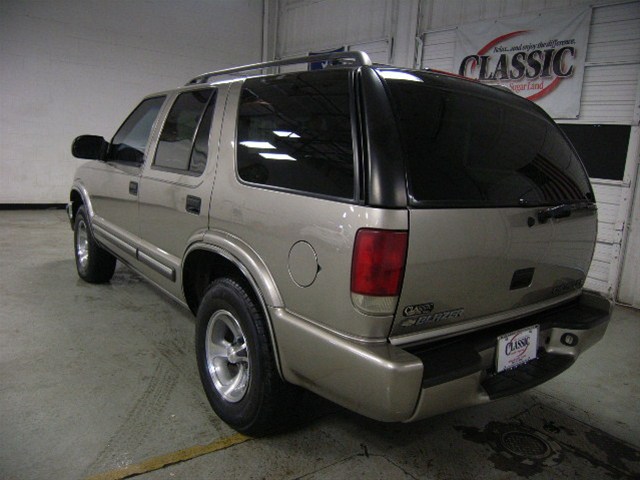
[195,278,300,436]
[74,206,116,283]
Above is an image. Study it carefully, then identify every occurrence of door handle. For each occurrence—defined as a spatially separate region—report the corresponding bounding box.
[129,181,138,196]
[186,195,201,215]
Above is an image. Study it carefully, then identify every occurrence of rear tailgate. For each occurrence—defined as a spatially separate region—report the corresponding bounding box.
[391,206,596,340]
[378,68,598,342]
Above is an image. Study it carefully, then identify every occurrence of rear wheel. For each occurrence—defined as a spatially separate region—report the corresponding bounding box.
[196,278,300,436]
[74,206,116,283]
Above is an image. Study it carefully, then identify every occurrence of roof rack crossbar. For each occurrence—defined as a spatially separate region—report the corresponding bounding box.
[186,51,372,85]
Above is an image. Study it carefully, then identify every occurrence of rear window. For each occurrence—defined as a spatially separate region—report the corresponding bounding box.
[381,69,593,208]
[154,89,216,174]
[237,70,355,200]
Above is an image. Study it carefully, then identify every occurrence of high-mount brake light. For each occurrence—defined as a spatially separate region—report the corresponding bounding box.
[351,229,408,297]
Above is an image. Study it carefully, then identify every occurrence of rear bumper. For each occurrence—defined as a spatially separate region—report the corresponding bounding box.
[271,291,611,422]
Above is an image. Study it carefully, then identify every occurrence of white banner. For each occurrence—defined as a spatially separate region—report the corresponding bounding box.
[454,8,592,119]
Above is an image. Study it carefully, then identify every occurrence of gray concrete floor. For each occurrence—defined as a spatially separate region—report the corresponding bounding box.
[1,210,639,480]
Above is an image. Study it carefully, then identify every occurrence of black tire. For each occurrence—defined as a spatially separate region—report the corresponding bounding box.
[195,278,300,436]
[73,206,116,283]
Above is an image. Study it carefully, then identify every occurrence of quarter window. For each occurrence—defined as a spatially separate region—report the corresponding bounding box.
[107,96,165,164]
[154,89,216,174]
[237,70,355,199]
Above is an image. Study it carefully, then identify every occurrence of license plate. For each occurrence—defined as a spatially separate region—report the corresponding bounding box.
[496,325,539,373]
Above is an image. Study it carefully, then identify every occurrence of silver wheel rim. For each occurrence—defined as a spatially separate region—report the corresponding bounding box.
[205,310,250,403]
[76,219,89,273]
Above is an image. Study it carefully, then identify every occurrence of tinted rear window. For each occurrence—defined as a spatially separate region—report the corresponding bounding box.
[381,70,593,208]
[154,89,216,174]
[237,70,355,200]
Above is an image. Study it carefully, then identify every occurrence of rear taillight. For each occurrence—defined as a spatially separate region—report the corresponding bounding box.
[351,229,408,297]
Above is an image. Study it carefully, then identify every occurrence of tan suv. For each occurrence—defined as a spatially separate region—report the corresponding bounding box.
[68,51,612,435]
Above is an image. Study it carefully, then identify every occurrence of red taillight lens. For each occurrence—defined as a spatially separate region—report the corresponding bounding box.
[351,229,408,296]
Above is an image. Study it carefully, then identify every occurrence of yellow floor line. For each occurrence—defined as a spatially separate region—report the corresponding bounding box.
[85,433,251,480]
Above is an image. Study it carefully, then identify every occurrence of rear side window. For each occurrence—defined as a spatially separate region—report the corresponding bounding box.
[382,70,593,208]
[107,96,165,164]
[154,89,216,174]
[237,70,355,200]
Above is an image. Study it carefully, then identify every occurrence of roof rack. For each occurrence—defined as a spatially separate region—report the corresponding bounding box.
[186,51,372,85]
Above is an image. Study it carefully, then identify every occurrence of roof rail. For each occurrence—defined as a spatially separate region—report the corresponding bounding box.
[186,51,372,85]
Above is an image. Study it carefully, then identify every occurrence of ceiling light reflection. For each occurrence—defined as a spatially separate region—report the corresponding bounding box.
[273,130,301,138]
[240,141,276,149]
[259,153,297,161]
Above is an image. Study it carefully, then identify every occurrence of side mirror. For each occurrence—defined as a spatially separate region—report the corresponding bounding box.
[72,135,108,160]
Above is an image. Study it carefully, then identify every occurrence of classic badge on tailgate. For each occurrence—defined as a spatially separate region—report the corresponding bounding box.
[402,303,434,317]
[401,306,464,328]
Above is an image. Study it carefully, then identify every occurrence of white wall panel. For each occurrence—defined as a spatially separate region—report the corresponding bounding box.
[589,18,640,45]
[277,0,392,57]
[594,183,623,243]
[276,0,422,67]
[618,164,640,307]
[421,29,456,71]
[424,0,593,29]
[617,126,640,306]
[593,1,640,21]
[585,2,640,65]
[348,40,391,64]
[593,242,614,263]
[585,260,611,293]
[0,0,263,204]
[594,183,624,205]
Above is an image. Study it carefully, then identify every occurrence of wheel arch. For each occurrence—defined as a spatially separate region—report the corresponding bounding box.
[69,183,95,226]
[182,237,284,376]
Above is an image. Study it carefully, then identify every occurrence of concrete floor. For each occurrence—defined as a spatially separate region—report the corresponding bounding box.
[1,210,639,480]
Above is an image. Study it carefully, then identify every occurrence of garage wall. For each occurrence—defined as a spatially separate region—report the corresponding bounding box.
[0,0,263,204]
[275,0,419,67]
[418,0,640,298]
[619,156,640,308]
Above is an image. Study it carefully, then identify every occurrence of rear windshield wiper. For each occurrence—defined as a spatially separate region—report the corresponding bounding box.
[537,202,597,223]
